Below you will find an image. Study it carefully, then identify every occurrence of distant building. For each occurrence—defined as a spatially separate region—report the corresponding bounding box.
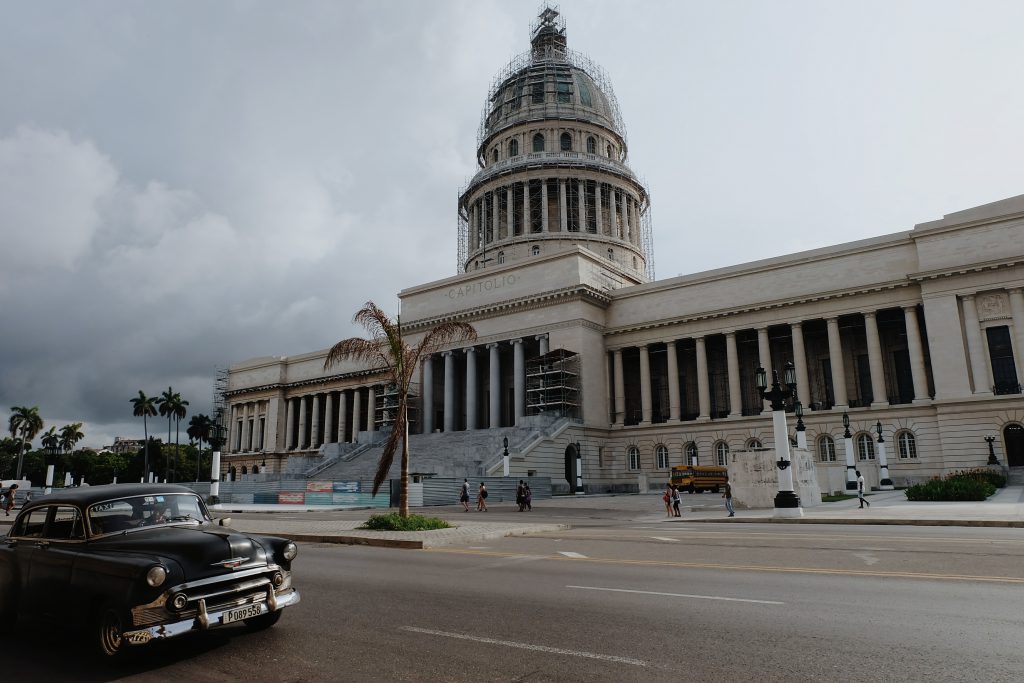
[224,7,1024,492]
[108,437,145,455]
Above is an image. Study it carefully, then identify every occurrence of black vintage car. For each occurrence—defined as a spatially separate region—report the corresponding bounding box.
[0,484,299,656]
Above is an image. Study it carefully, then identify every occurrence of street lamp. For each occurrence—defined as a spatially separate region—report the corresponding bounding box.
[984,435,999,465]
[794,400,807,450]
[754,361,802,516]
[842,411,857,492]
[875,420,893,490]
[574,440,584,494]
[208,422,226,504]
[502,436,510,477]
[45,440,59,494]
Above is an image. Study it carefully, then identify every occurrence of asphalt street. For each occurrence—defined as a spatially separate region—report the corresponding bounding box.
[4,520,1024,682]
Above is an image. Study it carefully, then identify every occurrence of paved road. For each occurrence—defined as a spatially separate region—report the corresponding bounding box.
[4,522,1023,682]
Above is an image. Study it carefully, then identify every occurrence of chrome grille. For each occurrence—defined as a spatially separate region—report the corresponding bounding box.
[131,570,287,627]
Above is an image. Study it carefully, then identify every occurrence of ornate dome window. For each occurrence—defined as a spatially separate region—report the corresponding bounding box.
[509,139,519,157]
[531,245,540,256]
[497,251,505,264]
[575,74,592,107]
[532,133,545,152]
[492,148,498,163]
[560,132,572,151]
[586,136,596,154]
[607,144,613,158]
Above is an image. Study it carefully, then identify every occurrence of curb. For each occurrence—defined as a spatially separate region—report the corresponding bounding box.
[681,517,1024,528]
[244,523,570,550]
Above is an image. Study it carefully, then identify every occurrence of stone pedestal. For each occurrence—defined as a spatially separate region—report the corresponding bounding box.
[728,447,822,510]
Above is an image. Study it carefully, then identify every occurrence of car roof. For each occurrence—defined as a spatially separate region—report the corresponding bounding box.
[22,483,199,511]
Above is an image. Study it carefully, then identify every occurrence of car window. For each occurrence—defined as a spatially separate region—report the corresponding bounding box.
[46,506,85,540]
[88,493,209,533]
[14,508,49,538]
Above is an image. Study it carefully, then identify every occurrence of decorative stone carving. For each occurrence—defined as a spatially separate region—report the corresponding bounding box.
[978,292,1010,321]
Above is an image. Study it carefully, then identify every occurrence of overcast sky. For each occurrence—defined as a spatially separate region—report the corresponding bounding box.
[2,0,1023,450]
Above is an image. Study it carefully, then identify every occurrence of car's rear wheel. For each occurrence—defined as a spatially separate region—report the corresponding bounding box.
[94,603,127,657]
[243,608,283,632]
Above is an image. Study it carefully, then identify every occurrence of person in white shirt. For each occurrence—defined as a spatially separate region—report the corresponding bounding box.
[856,470,870,508]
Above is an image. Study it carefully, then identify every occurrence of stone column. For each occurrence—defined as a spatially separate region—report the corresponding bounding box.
[559,180,568,231]
[465,347,478,430]
[537,334,549,356]
[594,183,603,235]
[613,348,625,426]
[666,341,681,422]
[639,344,652,425]
[443,351,456,432]
[285,398,295,450]
[245,404,253,451]
[324,392,334,444]
[311,394,321,448]
[513,338,526,422]
[791,322,810,406]
[523,181,530,233]
[962,295,992,395]
[338,390,348,443]
[577,179,586,232]
[506,186,514,236]
[491,190,499,241]
[863,312,888,407]
[696,336,711,421]
[541,179,549,232]
[609,187,618,239]
[620,194,629,241]
[367,385,376,434]
[844,431,857,492]
[352,388,362,441]
[488,343,501,428]
[1008,288,1024,387]
[902,305,929,402]
[757,327,772,413]
[472,202,480,246]
[422,357,434,434]
[726,332,742,417]
[826,317,849,409]
[297,396,308,449]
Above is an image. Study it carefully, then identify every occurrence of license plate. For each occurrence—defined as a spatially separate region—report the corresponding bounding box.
[222,603,265,624]
[124,630,152,645]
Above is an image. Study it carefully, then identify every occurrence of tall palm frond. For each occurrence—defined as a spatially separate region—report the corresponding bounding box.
[9,405,44,480]
[59,422,85,455]
[157,387,178,481]
[131,391,158,479]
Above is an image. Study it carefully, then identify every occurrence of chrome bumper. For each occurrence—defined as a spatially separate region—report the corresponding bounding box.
[123,587,300,645]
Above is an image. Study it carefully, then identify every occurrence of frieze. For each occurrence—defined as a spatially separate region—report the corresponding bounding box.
[977,292,1010,321]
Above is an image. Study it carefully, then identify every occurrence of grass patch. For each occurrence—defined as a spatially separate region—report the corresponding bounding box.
[359,513,452,531]
[821,494,857,503]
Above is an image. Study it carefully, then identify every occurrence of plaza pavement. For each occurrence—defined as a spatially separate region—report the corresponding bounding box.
[3,486,1022,548]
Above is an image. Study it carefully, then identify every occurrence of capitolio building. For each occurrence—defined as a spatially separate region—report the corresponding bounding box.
[223,8,1024,495]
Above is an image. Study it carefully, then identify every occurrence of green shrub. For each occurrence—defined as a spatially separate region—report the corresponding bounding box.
[950,468,1006,489]
[359,513,451,531]
[904,475,995,502]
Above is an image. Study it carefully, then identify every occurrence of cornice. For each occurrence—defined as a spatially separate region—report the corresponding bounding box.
[226,367,389,399]
[908,256,1023,283]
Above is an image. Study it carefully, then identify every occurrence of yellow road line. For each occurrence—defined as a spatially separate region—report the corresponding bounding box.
[425,548,1024,584]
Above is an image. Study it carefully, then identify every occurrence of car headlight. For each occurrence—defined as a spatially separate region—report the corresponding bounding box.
[146,565,168,587]
[282,542,298,561]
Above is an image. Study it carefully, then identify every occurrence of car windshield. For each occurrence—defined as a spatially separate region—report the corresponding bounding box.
[87,493,210,534]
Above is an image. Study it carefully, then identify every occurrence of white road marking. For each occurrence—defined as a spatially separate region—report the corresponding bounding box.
[650,536,679,542]
[558,551,588,558]
[854,552,880,566]
[566,585,784,605]
[401,626,648,667]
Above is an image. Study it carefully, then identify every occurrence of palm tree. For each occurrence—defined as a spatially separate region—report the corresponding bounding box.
[324,301,476,517]
[131,391,158,480]
[9,405,44,480]
[187,414,213,482]
[59,422,85,457]
[157,387,179,482]
[171,395,189,482]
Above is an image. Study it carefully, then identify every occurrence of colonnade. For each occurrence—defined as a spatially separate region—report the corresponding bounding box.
[230,401,267,453]
[283,386,379,451]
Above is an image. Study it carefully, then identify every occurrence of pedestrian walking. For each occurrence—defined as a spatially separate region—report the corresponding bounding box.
[857,470,870,508]
[524,482,532,511]
[671,484,682,517]
[459,478,470,512]
[662,483,673,517]
[723,477,734,517]
[516,480,526,512]
[477,482,488,511]
[1,483,18,516]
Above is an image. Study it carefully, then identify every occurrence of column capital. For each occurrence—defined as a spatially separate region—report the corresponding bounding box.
[534,334,548,342]
[902,303,919,311]
[441,350,454,358]
[826,315,840,324]
[791,320,803,330]
[510,338,523,345]
[1007,287,1023,296]
[961,293,976,302]
[863,311,876,320]
[486,342,500,350]
[463,346,477,355]
[725,330,736,339]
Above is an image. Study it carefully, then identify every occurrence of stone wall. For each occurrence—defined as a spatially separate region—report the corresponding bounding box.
[727,448,822,510]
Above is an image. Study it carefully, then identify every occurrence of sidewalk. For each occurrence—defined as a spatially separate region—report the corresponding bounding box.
[2,486,1023,548]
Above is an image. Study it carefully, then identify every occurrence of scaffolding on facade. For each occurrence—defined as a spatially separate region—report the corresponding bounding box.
[375,382,420,434]
[526,349,581,419]
[212,367,229,435]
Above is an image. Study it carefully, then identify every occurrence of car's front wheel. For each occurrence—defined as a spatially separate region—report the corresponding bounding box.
[243,608,283,632]
[94,603,127,657]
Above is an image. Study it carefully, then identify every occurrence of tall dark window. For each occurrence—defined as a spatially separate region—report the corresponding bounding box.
[987,326,1020,394]
[532,133,545,152]
[556,81,571,103]
[586,136,596,154]
[509,139,518,157]
[560,132,572,151]
[531,80,544,104]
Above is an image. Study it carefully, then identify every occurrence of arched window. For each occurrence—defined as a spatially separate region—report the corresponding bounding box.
[586,136,596,154]
[228,466,237,481]
[497,251,505,264]
[492,148,498,163]
[632,256,638,269]
[746,438,762,449]
[818,435,836,462]
[252,465,259,474]
[627,446,640,471]
[509,139,519,157]
[607,248,614,260]
[532,133,545,152]
[655,444,669,469]
[897,431,917,459]
[241,465,248,475]
[715,441,730,466]
[560,132,572,151]
[531,245,540,256]
[856,433,875,460]
[685,442,698,465]
[607,144,613,158]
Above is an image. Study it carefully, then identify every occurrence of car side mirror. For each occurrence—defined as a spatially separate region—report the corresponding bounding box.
[217,517,232,527]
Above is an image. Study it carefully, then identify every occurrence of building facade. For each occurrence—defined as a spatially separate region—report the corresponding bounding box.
[224,8,1024,492]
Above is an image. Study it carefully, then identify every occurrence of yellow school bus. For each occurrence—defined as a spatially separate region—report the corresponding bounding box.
[670,465,728,493]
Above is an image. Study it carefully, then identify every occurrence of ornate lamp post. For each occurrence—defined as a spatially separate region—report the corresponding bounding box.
[208,421,226,504]
[574,440,584,494]
[984,435,999,465]
[876,420,893,490]
[794,400,807,450]
[45,440,59,494]
[842,411,857,492]
[503,436,510,477]
[755,361,802,516]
